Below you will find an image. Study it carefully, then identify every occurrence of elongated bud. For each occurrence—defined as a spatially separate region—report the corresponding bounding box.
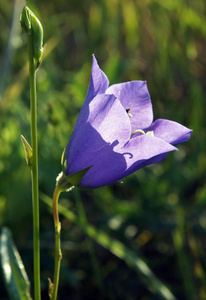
[21,135,33,168]
[20,6,44,67]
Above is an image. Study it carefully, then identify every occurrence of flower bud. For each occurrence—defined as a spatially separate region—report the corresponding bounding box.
[20,6,44,66]
[21,135,33,168]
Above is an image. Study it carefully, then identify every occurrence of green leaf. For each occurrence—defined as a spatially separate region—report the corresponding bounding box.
[0,227,32,300]
[41,193,176,300]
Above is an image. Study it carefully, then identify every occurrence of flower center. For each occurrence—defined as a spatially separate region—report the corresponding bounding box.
[131,129,154,138]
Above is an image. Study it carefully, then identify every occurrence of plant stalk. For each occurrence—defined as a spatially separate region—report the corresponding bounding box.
[51,186,62,300]
[27,33,41,300]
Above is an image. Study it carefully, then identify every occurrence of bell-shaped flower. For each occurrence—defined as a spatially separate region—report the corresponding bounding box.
[61,55,192,188]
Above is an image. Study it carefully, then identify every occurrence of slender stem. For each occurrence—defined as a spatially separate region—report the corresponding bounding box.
[27,33,41,300]
[51,186,62,300]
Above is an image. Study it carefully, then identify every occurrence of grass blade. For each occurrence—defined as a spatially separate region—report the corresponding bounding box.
[0,227,32,300]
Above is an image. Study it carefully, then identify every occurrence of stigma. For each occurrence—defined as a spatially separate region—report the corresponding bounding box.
[131,129,154,138]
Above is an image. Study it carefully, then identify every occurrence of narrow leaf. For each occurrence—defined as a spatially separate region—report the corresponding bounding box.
[0,227,32,300]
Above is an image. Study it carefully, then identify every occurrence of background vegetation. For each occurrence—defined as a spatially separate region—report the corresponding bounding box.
[0,0,205,299]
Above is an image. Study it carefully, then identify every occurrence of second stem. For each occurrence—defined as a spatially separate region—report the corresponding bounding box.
[51,186,62,300]
[28,34,41,300]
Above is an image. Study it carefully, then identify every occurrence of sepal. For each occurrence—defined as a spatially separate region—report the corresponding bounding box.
[21,135,33,168]
[61,147,67,174]
[66,166,92,186]
[56,167,92,191]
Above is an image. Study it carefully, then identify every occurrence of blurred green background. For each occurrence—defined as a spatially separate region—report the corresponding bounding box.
[0,0,205,299]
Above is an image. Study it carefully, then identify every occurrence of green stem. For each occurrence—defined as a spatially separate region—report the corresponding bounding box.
[51,186,62,300]
[27,34,41,300]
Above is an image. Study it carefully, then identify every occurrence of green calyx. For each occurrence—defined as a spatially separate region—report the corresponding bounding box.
[59,147,92,190]
[20,6,44,67]
[56,167,91,191]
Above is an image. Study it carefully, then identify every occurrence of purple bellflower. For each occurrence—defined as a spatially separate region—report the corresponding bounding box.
[60,55,192,189]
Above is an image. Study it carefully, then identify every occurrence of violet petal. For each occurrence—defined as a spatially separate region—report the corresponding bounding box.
[86,54,109,102]
[106,81,153,132]
[66,93,131,181]
[78,134,177,188]
[145,119,192,146]
[73,55,109,132]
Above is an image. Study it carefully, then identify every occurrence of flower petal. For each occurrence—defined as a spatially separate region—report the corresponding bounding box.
[72,55,109,135]
[88,93,131,146]
[66,93,131,181]
[86,54,109,102]
[77,136,127,188]
[146,119,192,146]
[78,135,177,188]
[106,81,153,132]
[118,135,177,177]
